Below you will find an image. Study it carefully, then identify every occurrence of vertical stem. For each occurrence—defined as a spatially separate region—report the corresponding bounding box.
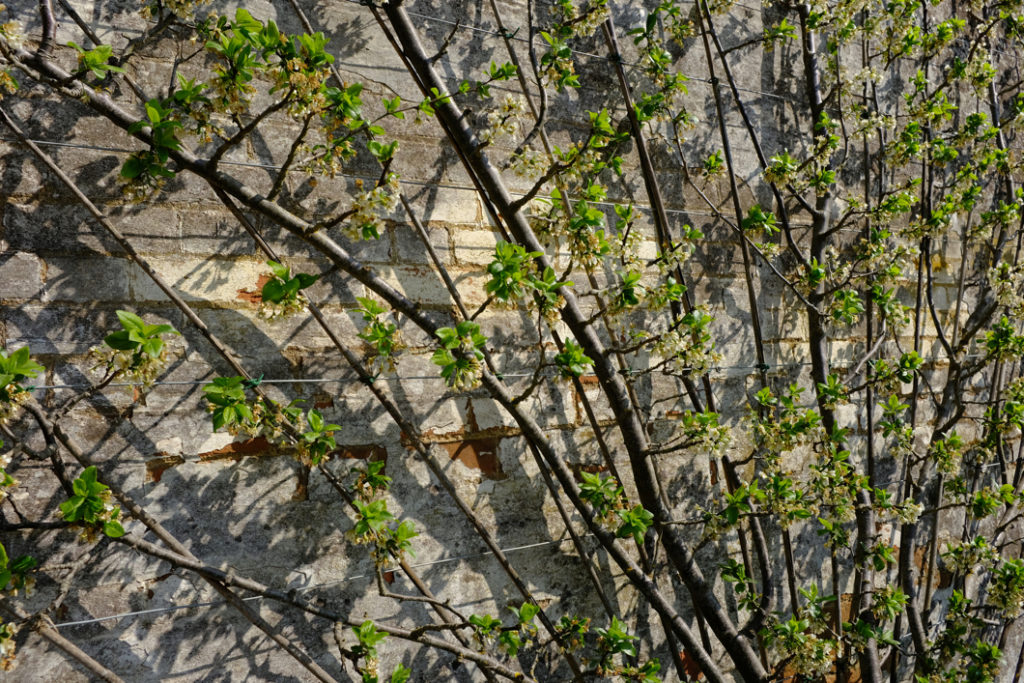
[689,5,778,649]
[376,10,769,681]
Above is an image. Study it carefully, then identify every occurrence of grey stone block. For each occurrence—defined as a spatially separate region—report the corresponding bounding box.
[393,222,451,265]
[0,251,43,300]
[41,255,131,302]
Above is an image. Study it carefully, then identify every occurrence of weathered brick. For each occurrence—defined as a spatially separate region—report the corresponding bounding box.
[41,255,131,302]
[393,222,451,265]
[1,4,1012,680]
[761,310,809,341]
[0,252,43,300]
[304,268,360,306]
[407,187,481,225]
[340,231,393,264]
[453,228,498,266]
[179,208,253,256]
[690,274,750,309]
[475,310,541,348]
[378,264,456,307]
[4,202,108,254]
[128,256,265,304]
[450,272,490,307]
[0,148,45,198]
[396,309,454,349]
[1,305,182,356]
[3,201,182,255]
[392,353,453,404]
[469,398,518,432]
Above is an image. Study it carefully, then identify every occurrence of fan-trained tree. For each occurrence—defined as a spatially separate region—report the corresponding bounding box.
[2,0,1024,680]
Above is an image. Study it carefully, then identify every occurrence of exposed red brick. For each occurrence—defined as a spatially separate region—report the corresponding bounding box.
[312,391,334,409]
[823,592,855,626]
[197,436,276,463]
[572,463,609,482]
[145,453,185,483]
[679,650,703,680]
[435,437,507,480]
[236,274,273,303]
[406,426,513,479]
[336,444,387,462]
[819,655,876,683]
[913,545,953,590]
[815,593,880,683]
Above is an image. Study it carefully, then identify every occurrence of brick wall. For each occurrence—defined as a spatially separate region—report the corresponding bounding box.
[2,0,1022,680]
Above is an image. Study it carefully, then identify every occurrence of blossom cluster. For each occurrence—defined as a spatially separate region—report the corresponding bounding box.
[506,145,546,180]
[0,621,15,671]
[479,94,527,145]
[554,0,610,39]
[89,345,168,391]
[989,261,1024,317]
[0,384,28,425]
[140,0,210,20]
[0,4,24,51]
[258,294,308,322]
[0,450,17,504]
[345,174,400,241]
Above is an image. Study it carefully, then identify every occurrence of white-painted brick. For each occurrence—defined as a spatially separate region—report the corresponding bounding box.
[378,264,456,307]
[127,257,265,304]
[415,188,481,224]
[453,229,499,266]
[469,398,517,431]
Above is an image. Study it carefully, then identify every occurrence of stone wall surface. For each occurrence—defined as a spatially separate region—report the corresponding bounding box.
[2,0,1023,681]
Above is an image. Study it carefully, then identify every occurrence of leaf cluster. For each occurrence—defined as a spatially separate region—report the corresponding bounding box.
[59,466,125,538]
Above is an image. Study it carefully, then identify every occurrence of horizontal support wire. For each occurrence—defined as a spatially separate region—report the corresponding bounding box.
[26,0,1023,66]
[388,0,1023,64]
[7,134,982,235]
[43,461,932,630]
[47,462,932,631]
[12,0,1022,118]
[0,135,773,220]
[53,535,582,629]
[41,463,962,632]
[19,353,982,392]
[20,369,771,392]
[45,449,941,632]
[6,0,1017,659]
